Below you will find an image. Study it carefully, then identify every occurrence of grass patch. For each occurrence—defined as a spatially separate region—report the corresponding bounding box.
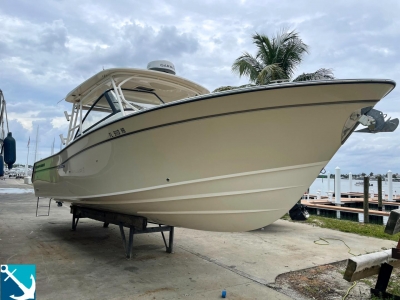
[388,279,400,296]
[281,214,400,242]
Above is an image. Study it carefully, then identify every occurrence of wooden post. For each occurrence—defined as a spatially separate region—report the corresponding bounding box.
[378,176,383,211]
[364,176,370,223]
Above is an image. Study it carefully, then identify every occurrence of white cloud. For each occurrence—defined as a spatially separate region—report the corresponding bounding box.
[51,116,69,129]
[367,46,394,56]
[7,111,45,131]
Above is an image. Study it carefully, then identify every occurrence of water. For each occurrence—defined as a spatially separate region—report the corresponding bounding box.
[309,178,400,196]
[0,188,34,194]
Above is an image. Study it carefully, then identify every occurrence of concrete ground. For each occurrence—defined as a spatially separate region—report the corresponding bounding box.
[0,179,396,299]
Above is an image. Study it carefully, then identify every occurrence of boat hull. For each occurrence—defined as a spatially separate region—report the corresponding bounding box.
[32,80,395,231]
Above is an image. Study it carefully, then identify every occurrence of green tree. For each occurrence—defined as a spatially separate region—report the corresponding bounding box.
[214,30,334,92]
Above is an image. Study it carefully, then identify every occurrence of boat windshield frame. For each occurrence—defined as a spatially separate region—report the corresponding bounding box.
[120,88,165,109]
[74,90,120,138]
[73,88,164,139]
[61,74,166,145]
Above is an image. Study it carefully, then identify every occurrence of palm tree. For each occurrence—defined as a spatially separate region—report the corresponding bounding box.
[213,30,334,92]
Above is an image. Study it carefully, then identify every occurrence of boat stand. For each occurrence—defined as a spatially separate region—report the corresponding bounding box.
[70,206,174,259]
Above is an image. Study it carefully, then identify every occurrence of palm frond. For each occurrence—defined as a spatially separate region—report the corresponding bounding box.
[257,63,286,85]
[212,84,256,93]
[293,68,335,82]
[275,30,309,78]
[238,84,256,88]
[252,33,274,65]
[212,86,238,92]
[232,52,263,83]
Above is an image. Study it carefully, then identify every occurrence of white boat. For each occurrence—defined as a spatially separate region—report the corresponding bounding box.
[32,61,398,231]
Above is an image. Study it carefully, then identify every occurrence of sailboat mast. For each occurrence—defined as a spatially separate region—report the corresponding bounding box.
[51,137,55,155]
[25,137,30,176]
[34,126,39,162]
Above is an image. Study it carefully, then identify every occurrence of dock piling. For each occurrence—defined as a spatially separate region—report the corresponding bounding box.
[335,167,341,204]
[364,176,370,223]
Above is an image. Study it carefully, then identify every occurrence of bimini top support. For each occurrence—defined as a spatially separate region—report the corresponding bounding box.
[59,68,209,147]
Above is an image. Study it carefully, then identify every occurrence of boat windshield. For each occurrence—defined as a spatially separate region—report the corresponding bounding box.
[74,89,163,138]
[121,89,163,111]
[79,91,121,135]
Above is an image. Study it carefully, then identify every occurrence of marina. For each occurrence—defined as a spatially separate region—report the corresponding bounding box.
[309,178,400,196]
[2,3,400,298]
[299,174,400,225]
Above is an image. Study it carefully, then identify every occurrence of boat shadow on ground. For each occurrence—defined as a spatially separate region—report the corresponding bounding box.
[41,220,168,261]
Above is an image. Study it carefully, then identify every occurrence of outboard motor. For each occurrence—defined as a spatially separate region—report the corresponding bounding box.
[356,108,399,133]
[289,203,310,221]
[4,132,16,169]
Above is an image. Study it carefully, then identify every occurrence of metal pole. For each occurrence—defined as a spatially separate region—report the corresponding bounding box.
[378,176,382,211]
[119,224,127,253]
[364,176,369,223]
[335,167,341,219]
[111,77,125,116]
[168,226,174,253]
[127,227,134,259]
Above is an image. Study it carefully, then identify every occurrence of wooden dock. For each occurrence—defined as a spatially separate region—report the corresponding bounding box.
[303,175,400,224]
[304,193,400,202]
[299,193,400,224]
[301,200,390,217]
[302,197,400,207]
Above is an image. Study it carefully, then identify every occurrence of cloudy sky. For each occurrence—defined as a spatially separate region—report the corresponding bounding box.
[1,0,399,175]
